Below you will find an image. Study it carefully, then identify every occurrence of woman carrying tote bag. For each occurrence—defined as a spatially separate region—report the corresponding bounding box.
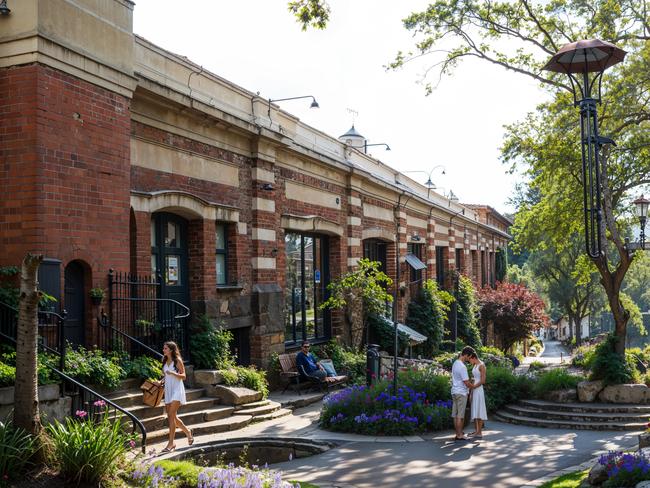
[154,341,194,452]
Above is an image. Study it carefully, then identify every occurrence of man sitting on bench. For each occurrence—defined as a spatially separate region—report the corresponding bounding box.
[296,341,336,383]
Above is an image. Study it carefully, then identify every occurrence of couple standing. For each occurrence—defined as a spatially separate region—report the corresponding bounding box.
[451,346,488,441]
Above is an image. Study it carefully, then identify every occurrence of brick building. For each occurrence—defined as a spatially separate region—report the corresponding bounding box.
[0,0,509,367]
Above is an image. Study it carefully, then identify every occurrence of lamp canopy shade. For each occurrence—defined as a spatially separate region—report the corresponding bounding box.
[634,195,650,219]
[542,39,626,74]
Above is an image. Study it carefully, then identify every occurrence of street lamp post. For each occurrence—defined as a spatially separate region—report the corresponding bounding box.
[634,195,650,250]
[542,39,626,258]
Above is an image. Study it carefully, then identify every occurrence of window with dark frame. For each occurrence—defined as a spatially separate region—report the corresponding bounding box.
[436,246,446,288]
[455,248,463,272]
[216,223,228,286]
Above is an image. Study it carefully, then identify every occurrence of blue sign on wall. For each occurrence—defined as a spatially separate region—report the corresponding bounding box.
[314,270,321,284]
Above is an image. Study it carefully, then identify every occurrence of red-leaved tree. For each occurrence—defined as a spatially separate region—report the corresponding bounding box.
[478,282,549,354]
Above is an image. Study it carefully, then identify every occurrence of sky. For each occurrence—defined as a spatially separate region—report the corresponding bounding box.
[132,0,551,215]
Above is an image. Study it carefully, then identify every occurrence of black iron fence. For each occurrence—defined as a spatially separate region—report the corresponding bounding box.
[101,271,190,360]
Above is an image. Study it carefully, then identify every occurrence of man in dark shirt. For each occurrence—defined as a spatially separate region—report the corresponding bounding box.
[295,341,334,382]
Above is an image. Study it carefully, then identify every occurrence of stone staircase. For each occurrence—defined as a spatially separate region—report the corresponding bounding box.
[106,385,292,445]
[495,399,650,431]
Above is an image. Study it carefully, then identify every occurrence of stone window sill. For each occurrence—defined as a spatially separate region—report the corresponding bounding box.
[216,285,244,292]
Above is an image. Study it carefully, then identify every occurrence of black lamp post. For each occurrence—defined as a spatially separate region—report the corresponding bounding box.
[542,39,626,258]
[634,195,650,250]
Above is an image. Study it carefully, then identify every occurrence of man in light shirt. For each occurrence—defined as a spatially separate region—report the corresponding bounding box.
[451,346,476,441]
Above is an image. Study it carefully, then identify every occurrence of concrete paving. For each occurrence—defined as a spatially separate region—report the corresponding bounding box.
[149,398,640,488]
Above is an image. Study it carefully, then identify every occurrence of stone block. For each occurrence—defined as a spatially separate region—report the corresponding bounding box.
[588,462,608,485]
[599,384,649,404]
[210,385,262,405]
[636,482,650,488]
[194,370,225,386]
[577,380,604,403]
[543,388,578,403]
[0,384,60,405]
[640,435,650,450]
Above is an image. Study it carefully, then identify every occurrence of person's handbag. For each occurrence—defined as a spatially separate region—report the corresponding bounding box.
[140,379,164,407]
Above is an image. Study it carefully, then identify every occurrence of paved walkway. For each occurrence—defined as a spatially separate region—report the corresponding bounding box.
[150,398,640,488]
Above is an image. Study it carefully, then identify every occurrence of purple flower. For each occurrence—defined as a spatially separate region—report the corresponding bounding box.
[75,410,87,419]
[93,399,106,408]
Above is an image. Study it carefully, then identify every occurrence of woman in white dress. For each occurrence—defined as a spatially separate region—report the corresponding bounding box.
[157,341,193,452]
[469,352,488,438]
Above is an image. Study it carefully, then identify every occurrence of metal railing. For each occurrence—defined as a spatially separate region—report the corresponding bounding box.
[0,302,147,452]
[104,271,190,360]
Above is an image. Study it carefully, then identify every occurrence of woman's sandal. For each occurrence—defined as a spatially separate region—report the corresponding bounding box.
[188,430,194,446]
[161,445,176,453]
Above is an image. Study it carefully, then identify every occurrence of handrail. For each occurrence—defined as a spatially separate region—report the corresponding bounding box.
[99,311,164,360]
[108,297,190,320]
[0,303,148,453]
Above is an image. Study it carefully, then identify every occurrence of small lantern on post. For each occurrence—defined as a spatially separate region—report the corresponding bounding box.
[542,39,627,258]
[633,195,650,250]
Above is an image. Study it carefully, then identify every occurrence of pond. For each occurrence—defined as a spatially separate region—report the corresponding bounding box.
[164,437,336,466]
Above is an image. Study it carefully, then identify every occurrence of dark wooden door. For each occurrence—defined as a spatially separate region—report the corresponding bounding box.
[63,261,85,346]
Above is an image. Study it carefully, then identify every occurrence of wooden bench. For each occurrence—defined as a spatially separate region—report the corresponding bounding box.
[278,352,349,395]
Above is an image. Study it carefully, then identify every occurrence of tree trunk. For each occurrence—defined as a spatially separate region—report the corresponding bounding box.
[569,314,582,347]
[14,254,43,435]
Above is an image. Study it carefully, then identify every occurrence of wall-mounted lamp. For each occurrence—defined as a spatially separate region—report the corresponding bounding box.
[0,0,10,15]
[268,95,319,118]
[260,183,274,191]
[404,165,446,199]
[411,233,421,242]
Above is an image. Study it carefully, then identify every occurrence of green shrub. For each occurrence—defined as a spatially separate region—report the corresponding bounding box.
[0,362,15,387]
[397,366,451,402]
[590,334,639,385]
[221,366,269,399]
[534,369,584,398]
[528,361,546,372]
[405,280,451,355]
[46,410,133,484]
[0,419,37,482]
[484,366,534,412]
[367,313,409,353]
[124,355,163,382]
[189,315,234,370]
[0,351,58,386]
[432,352,458,371]
[478,346,504,357]
[154,460,201,486]
[64,346,125,389]
[456,275,482,348]
[572,345,596,370]
[438,338,467,353]
[312,340,366,384]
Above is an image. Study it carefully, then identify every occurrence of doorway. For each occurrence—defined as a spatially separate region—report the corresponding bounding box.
[63,261,86,346]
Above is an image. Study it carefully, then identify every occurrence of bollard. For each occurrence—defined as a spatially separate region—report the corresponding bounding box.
[560,352,563,363]
[366,344,381,386]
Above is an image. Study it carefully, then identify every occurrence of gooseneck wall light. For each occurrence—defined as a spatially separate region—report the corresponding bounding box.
[267,95,319,118]
[542,39,626,258]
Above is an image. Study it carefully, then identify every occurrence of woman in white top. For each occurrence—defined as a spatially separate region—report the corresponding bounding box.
[468,352,488,438]
[157,341,193,452]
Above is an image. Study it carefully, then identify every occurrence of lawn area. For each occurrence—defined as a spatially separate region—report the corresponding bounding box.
[538,470,588,488]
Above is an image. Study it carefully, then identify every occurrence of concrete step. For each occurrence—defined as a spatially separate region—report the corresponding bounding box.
[116,397,218,421]
[250,408,292,423]
[146,414,253,445]
[233,401,281,417]
[138,405,235,432]
[504,404,650,423]
[494,411,646,431]
[234,399,271,410]
[518,399,650,414]
[106,387,205,409]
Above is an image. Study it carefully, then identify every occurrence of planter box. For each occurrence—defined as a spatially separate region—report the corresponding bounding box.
[0,383,60,405]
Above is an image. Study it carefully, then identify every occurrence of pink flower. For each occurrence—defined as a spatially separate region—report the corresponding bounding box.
[93,400,106,408]
[75,410,88,419]
[129,440,136,449]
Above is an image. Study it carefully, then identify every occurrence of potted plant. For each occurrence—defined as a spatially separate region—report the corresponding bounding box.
[89,287,105,306]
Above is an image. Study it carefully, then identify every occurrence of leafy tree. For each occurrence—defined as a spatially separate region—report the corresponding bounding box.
[320,258,393,348]
[622,251,650,313]
[292,1,650,357]
[456,274,482,348]
[405,279,453,356]
[478,281,549,353]
[526,234,603,346]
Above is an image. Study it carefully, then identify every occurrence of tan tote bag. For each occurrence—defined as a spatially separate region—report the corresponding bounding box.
[140,379,164,407]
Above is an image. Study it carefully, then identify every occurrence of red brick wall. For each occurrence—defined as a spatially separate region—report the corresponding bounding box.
[0,63,131,284]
